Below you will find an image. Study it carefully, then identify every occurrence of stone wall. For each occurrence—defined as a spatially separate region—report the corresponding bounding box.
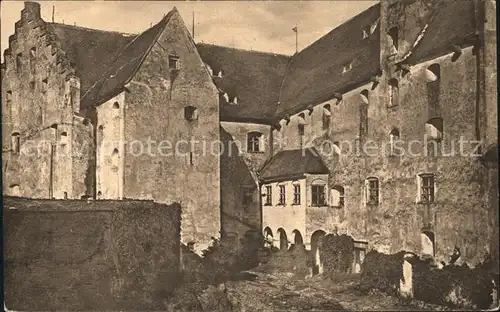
[272,44,495,265]
[3,196,181,311]
[122,10,220,254]
[1,2,92,199]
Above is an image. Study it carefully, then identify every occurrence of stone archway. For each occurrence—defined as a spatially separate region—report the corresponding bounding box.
[421,231,435,256]
[311,230,326,275]
[277,228,288,251]
[292,229,304,245]
[263,227,274,248]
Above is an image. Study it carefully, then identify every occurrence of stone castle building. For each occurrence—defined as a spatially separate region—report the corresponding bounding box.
[2,1,498,266]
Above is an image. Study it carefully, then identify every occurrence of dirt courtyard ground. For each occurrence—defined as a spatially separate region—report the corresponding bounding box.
[224,271,453,311]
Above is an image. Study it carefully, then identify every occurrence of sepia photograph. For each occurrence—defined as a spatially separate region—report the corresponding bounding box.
[1,0,498,311]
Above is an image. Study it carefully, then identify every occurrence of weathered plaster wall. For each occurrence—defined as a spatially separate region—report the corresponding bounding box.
[1,2,91,199]
[122,11,220,254]
[96,93,126,199]
[272,45,494,265]
[262,178,307,247]
[3,196,181,311]
[219,121,271,245]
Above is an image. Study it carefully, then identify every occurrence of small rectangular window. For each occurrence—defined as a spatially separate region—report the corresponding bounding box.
[6,90,13,101]
[30,81,35,92]
[242,186,253,205]
[265,185,272,206]
[312,185,326,206]
[420,174,435,203]
[293,184,301,205]
[278,185,286,205]
[367,178,379,205]
[169,55,179,70]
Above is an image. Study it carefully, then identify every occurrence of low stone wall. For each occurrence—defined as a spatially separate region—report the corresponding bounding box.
[357,250,499,310]
[3,196,181,311]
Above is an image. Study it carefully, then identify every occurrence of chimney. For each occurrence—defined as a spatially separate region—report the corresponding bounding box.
[23,1,41,20]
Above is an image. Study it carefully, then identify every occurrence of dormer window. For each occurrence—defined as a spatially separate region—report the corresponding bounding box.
[342,62,352,74]
[247,131,264,153]
[362,26,370,38]
[217,70,224,78]
[184,106,198,121]
[168,55,179,70]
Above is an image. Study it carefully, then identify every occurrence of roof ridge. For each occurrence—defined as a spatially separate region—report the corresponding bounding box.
[294,2,381,57]
[81,11,173,104]
[196,42,291,58]
[48,22,136,37]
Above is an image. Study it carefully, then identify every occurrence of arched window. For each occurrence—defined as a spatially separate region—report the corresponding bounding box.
[311,179,327,206]
[247,131,263,153]
[360,89,369,104]
[388,78,399,107]
[331,185,345,207]
[425,117,443,141]
[388,27,398,53]
[184,106,198,121]
[11,132,20,153]
[421,231,435,256]
[426,64,441,116]
[389,128,400,155]
[366,177,379,205]
[111,148,119,169]
[112,102,120,109]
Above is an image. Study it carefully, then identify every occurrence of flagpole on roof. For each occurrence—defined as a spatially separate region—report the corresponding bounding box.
[293,25,298,53]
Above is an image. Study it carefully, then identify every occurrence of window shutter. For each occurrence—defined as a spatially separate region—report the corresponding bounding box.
[330,188,340,206]
[259,134,266,152]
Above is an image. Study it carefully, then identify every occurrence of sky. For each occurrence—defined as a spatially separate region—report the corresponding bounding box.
[1,0,378,61]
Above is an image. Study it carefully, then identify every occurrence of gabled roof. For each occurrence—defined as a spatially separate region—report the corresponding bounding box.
[259,148,329,181]
[49,23,136,108]
[81,10,175,108]
[196,43,290,123]
[403,0,477,65]
[276,3,381,118]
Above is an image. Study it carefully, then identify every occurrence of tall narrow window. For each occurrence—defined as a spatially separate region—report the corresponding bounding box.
[419,173,435,203]
[293,184,301,205]
[359,103,368,140]
[388,27,399,54]
[168,55,179,70]
[366,177,379,205]
[264,185,272,206]
[111,148,119,170]
[29,47,36,73]
[42,78,48,94]
[389,128,400,155]
[69,87,78,107]
[11,132,20,153]
[16,53,22,73]
[426,64,441,117]
[323,104,331,129]
[30,81,35,92]
[331,185,345,207]
[247,131,263,153]
[388,78,399,107]
[278,185,286,205]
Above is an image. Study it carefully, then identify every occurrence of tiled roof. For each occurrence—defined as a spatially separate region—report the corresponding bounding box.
[49,23,136,110]
[259,148,329,181]
[81,10,174,109]
[196,43,290,123]
[276,3,381,118]
[403,0,478,65]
